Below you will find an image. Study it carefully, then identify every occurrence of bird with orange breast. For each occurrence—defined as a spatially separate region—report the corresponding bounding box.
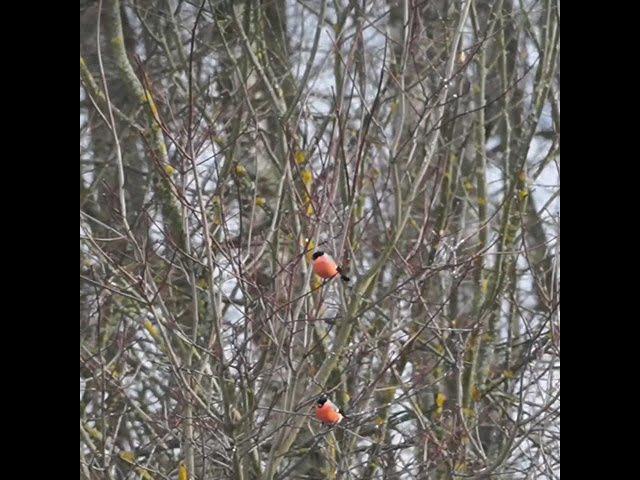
[311,251,350,282]
[315,396,346,425]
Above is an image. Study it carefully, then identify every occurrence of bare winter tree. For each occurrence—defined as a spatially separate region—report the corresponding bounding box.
[80,0,559,479]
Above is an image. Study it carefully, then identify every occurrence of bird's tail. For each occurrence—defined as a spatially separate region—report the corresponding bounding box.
[337,267,350,282]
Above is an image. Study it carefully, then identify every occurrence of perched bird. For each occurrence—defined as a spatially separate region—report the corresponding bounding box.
[315,396,346,425]
[311,251,350,282]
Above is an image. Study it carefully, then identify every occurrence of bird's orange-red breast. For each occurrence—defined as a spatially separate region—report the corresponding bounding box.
[315,397,344,424]
[311,251,350,282]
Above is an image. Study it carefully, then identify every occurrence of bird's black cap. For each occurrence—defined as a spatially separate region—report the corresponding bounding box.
[312,251,324,260]
[317,396,327,406]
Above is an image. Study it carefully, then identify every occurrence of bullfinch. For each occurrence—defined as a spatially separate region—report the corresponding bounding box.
[315,396,345,424]
[311,251,350,282]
